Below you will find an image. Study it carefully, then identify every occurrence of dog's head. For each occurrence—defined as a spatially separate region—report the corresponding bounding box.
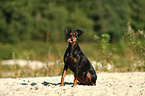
[65,29,84,45]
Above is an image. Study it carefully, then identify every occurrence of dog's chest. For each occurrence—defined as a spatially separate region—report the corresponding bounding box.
[64,51,78,71]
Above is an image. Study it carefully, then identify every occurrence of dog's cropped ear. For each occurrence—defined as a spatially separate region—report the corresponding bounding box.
[76,29,84,37]
[65,28,71,37]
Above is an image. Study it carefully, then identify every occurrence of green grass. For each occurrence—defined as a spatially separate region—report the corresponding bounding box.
[0,41,144,78]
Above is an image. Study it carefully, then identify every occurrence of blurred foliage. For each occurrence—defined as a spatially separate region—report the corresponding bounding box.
[128,0,145,31]
[0,0,145,43]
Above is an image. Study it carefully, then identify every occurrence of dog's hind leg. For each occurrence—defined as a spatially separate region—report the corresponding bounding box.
[86,72,96,86]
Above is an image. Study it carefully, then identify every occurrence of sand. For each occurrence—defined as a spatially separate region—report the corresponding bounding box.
[0,72,145,96]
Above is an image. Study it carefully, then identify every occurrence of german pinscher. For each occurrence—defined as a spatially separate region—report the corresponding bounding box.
[60,29,97,87]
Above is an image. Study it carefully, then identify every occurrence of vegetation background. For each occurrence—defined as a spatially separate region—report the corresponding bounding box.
[0,0,145,78]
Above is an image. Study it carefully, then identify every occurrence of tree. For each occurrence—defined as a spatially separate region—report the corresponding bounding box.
[128,0,145,31]
[86,0,128,42]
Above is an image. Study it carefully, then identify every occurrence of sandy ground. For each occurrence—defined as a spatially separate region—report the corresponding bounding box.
[0,72,145,96]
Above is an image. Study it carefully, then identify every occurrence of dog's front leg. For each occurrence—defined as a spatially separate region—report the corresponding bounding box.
[60,64,68,86]
[73,56,80,87]
[73,68,79,87]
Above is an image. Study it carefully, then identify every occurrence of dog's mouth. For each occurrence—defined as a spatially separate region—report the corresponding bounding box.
[67,38,77,44]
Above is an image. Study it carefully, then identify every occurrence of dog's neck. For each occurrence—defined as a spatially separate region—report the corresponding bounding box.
[68,40,78,51]
[68,40,79,59]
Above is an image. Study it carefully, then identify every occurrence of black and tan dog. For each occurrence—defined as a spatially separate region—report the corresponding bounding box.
[60,29,97,87]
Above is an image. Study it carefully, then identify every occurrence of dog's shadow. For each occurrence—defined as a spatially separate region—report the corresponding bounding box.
[21,81,90,87]
[41,81,80,86]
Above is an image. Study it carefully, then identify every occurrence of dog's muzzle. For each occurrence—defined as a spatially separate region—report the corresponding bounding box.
[67,38,73,43]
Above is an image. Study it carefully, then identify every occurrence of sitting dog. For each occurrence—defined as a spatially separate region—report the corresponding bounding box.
[60,29,97,87]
